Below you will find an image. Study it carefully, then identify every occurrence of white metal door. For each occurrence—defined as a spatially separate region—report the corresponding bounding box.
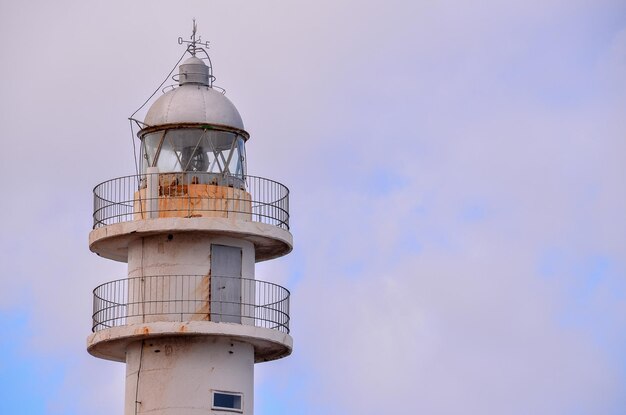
[210,245,242,323]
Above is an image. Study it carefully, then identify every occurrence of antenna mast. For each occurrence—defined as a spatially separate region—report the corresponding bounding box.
[178,18,210,56]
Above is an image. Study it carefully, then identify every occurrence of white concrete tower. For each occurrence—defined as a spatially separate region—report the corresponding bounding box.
[87,25,293,415]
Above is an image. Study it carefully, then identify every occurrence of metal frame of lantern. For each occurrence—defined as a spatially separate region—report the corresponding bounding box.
[138,123,249,176]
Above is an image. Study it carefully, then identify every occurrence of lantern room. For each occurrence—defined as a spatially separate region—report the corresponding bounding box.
[138,56,248,187]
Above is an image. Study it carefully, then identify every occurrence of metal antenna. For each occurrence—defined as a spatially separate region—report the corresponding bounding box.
[178,18,209,56]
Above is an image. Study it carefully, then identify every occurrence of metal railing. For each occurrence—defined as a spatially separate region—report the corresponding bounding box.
[93,173,289,230]
[92,275,290,334]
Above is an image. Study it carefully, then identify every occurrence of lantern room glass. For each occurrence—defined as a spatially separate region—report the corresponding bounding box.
[140,128,247,180]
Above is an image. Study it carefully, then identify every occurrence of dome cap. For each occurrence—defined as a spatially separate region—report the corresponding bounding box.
[178,56,212,86]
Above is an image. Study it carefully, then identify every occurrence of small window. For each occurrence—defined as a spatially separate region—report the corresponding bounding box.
[212,391,243,412]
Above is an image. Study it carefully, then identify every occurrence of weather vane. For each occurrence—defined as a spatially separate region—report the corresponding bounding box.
[178,18,209,56]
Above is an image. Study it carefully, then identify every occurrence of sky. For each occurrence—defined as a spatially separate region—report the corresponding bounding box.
[0,0,625,414]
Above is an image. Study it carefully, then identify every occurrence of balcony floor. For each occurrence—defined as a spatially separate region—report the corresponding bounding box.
[87,320,293,364]
[89,216,293,262]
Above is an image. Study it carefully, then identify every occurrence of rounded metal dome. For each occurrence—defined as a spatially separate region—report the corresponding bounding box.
[143,57,244,131]
[144,85,245,130]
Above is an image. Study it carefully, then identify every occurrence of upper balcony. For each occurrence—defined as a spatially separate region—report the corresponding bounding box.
[90,172,292,262]
[93,172,289,230]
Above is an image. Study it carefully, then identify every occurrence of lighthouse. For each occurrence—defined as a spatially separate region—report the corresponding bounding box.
[87,25,293,415]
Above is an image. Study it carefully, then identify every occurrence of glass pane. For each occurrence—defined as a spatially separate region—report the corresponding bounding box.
[140,128,246,178]
[213,392,242,410]
[155,144,182,172]
[227,136,246,178]
[141,132,164,172]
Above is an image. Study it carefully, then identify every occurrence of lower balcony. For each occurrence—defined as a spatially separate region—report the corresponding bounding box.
[92,275,290,334]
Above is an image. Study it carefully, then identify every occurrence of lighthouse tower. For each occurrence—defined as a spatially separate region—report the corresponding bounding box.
[87,26,293,415]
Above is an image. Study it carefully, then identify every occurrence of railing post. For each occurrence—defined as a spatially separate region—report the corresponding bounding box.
[146,167,159,219]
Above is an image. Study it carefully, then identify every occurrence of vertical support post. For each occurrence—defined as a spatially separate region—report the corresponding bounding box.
[147,167,160,219]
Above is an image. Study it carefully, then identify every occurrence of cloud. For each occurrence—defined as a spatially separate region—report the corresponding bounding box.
[0,0,625,414]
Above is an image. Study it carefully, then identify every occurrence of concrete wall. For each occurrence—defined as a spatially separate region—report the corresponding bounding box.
[126,234,255,325]
[127,233,255,278]
[125,336,254,415]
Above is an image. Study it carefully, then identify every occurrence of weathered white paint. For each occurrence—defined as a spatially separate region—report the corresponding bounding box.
[89,215,292,415]
[87,321,293,363]
[89,216,292,263]
[124,234,255,326]
[146,167,160,218]
[124,337,254,415]
[127,234,255,278]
